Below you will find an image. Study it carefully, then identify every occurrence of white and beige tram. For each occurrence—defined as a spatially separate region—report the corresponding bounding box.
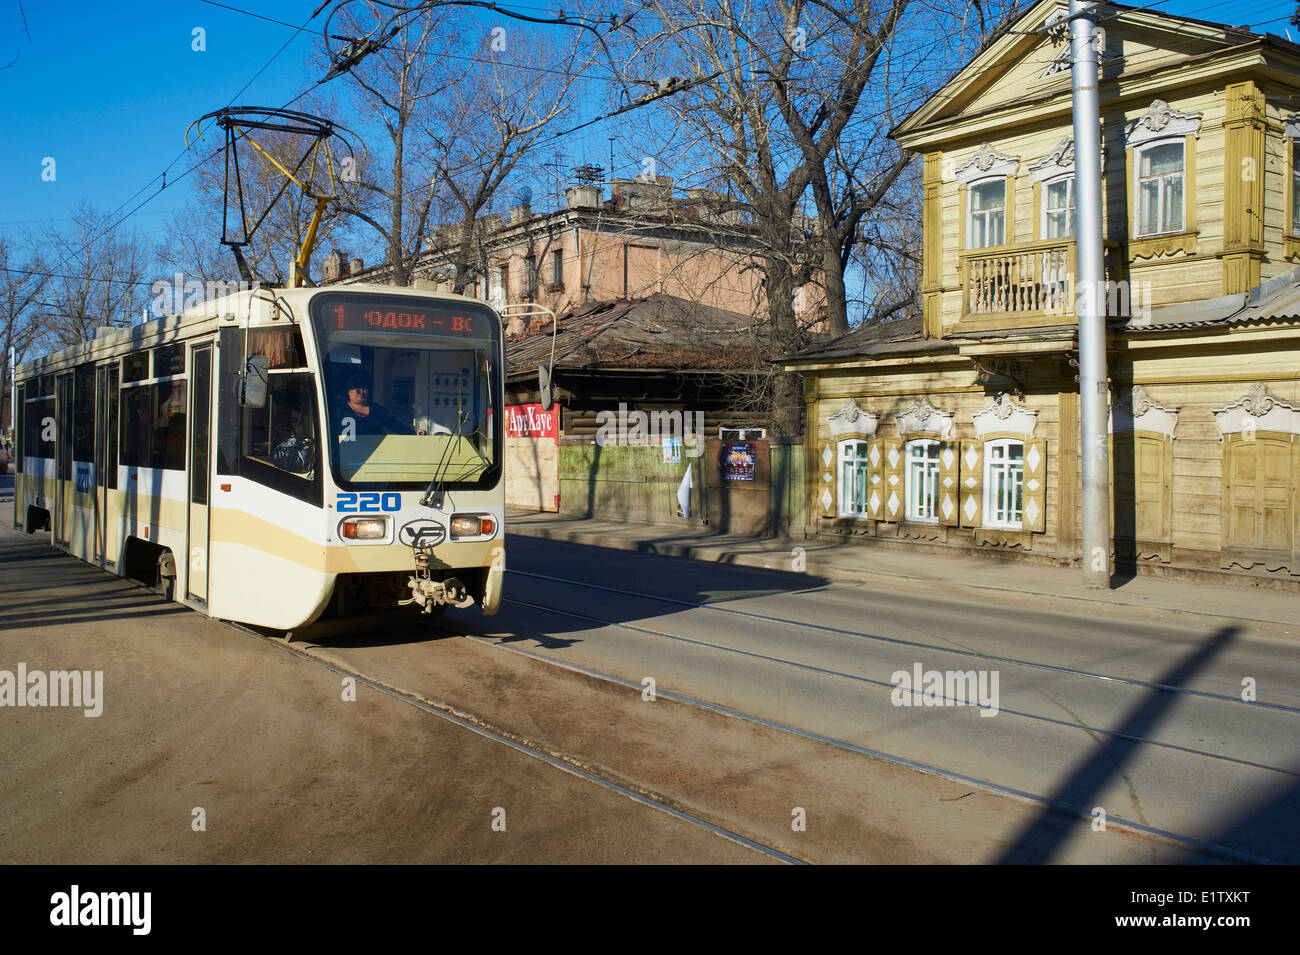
[12,284,505,630]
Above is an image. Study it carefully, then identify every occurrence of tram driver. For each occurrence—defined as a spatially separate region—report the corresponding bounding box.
[336,369,415,437]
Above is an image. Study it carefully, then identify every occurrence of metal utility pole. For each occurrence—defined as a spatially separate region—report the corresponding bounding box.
[1070,0,1110,588]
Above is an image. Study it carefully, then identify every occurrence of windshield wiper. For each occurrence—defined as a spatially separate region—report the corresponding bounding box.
[420,408,470,509]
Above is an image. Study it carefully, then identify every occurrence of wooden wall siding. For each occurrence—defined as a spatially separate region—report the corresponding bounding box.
[923,79,1300,328]
[1265,107,1294,266]
[813,372,1063,551]
[806,352,1298,574]
[1223,81,1266,293]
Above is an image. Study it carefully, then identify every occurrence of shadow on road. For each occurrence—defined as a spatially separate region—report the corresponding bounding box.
[991,625,1296,864]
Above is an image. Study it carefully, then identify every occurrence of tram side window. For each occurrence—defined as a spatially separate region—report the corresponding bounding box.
[242,374,317,476]
[24,391,54,460]
[215,327,321,506]
[122,353,149,383]
[14,384,25,461]
[154,344,185,378]
[119,382,187,470]
[73,365,95,463]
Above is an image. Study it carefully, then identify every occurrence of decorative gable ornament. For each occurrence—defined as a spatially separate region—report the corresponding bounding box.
[895,396,956,440]
[1212,384,1300,439]
[972,392,1038,440]
[1026,138,1104,183]
[828,398,879,438]
[953,143,1019,184]
[1124,100,1202,148]
[1109,385,1179,438]
[1027,139,1074,181]
[1040,14,1113,78]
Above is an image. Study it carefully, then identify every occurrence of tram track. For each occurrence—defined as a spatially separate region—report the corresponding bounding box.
[235,610,1268,863]
[220,619,807,865]
[509,569,1300,715]
[451,622,1284,864]
[492,593,1300,780]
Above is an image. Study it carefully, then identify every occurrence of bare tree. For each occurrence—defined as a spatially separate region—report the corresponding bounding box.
[419,31,596,297]
[322,6,470,286]
[38,204,151,345]
[610,0,1017,434]
[0,234,48,428]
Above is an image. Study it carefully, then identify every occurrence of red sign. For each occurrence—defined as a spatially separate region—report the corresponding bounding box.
[507,403,558,441]
[330,302,478,335]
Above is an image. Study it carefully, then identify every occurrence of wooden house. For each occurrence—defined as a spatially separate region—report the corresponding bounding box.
[784,1,1300,586]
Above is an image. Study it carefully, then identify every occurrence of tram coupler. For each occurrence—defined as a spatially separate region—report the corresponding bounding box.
[399,575,468,612]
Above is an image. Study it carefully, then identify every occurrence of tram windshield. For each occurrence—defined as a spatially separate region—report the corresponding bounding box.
[311,293,501,488]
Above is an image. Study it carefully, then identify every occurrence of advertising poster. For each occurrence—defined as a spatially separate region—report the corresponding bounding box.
[723,442,756,481]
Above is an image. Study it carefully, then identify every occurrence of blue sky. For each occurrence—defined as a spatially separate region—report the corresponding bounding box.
[0,0,1293,254]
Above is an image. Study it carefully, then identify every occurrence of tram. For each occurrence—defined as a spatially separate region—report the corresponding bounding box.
[11,284,506,630]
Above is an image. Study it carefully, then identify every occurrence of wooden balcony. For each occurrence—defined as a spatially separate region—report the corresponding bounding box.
[957,238,1124,329]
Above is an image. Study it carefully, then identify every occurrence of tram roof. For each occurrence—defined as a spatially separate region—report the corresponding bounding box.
[16,283,499,378]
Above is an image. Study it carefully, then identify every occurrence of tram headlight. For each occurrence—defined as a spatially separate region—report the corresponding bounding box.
[339,517,389,540]
[450,514,497,539]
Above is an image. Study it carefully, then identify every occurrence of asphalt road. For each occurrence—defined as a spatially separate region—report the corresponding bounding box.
[429,534,1300,864]
[3,471,1296,864]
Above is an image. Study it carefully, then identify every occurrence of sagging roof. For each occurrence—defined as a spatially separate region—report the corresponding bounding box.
[781,313,947,364]
[505,292,779,380]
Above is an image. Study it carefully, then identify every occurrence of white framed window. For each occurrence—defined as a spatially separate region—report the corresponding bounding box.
[905,439,940,523]
[983,439,1024,528]
[1292,144,1300,235]
[968,179,1006,249]
[1043,175,1074,239]
[838,440,871,516]
[1135,140,1185,236]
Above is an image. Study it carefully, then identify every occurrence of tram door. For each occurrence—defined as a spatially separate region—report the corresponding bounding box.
[54,373,73,546]
[186,343,213,602]
[93,364,119,565]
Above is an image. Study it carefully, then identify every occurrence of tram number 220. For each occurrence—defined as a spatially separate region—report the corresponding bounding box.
[336,492,401,513]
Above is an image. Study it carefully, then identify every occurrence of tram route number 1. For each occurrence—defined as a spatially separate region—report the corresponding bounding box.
[336,491,402,513]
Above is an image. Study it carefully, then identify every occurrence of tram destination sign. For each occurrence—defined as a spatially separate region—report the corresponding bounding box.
[330,302,480,336]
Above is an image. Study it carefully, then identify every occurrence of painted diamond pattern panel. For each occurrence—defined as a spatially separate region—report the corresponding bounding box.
[822,443,834,468]
[963,495,978,520]
[887,445,901,469]
[942,496,955,520]
[942,447,955,471]
[869,445,881,467]
[964,445,979,470]
[1025,497,1040,526]
[821,487,833,512]
[887,491,900,516]
[1027,444,1041,473]
[869,490,880,513]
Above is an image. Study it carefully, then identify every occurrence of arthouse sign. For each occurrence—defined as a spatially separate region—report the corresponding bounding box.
[506,403,558,441]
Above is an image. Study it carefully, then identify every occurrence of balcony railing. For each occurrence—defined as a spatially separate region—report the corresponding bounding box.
[958,238,1123,319]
